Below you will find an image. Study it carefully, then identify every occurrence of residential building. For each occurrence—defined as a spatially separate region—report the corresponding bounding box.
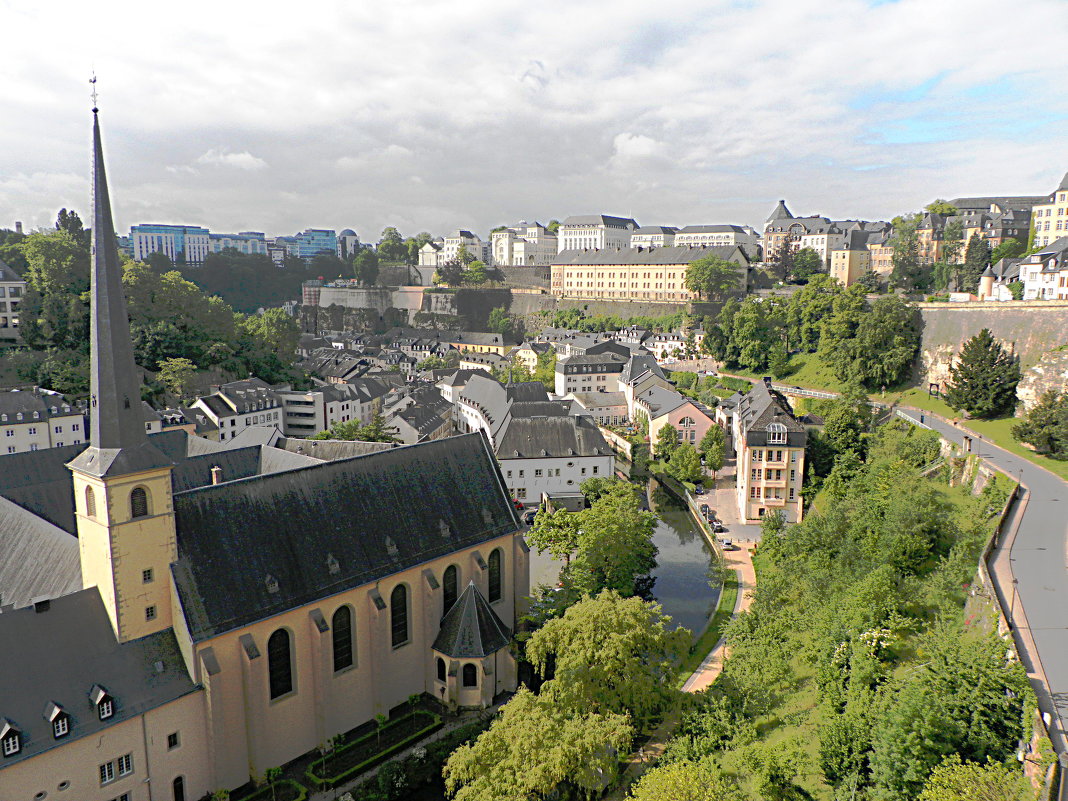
[458,351,509,374]
[556,215,638,252]
[190,377,283,442]
[455,375,550,445]
[555,353,627,396]
[0,258,25,343]
[444,331,516,356]
[0,111,527,800]
[634,385,716,451]
[979,257,1023,301]
[673,224,760,258]
[275,378,390,437]
[1020,237,1068,300]
[830,235,872,287]
[207,231,268,256]
[550,246,749,303]
[629,226,678,248]
[731,379,807,523]
[497,414,614,503]
[441,230,490,265]
[1032,172,1068,249]
[418,239,444,268]
[130,223,210,264]
[491,222,558,266]
[646,331,704,363]
[0,388,84,454]
[563,391,629,425]
[512,341,552,371]
[383,384,453,444]
[867,231,894,277]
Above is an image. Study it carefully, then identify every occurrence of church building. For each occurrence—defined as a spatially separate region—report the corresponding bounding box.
[0,110,528,801]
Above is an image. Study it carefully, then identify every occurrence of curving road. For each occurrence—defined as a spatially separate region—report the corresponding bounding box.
[897,408,1068,782]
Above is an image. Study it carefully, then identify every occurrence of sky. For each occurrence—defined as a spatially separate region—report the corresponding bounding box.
[2,0,1068,243]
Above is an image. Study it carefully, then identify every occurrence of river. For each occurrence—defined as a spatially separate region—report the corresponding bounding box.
[527,481,720,638]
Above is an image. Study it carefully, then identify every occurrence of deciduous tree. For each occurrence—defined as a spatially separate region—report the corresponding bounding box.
[684,255,741,301]
[567,483,658,597]
[1012,390,1068,458]
[156,357,197,400]
[669,443,703,484]
[791,247,822,282]
[628,760,741,801]
[526,508,580,564]
[918,756,1032,801]
[699,426,726,480]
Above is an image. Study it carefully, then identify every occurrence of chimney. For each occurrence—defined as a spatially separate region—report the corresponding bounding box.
[210,465,223,485]
[32,597,50,613]
[762,376,773,389]
[15,221,23,234]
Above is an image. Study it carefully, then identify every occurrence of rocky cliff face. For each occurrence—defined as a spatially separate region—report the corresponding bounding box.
[1017,349,1068,411]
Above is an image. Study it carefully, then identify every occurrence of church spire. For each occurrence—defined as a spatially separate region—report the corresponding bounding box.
[68,102,171,478]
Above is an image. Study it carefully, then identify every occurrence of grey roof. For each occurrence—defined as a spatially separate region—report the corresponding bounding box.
[766,200,793,223]
[0,494,80,610]
[446,331,516,348]
[0,443,86,534]
[620,354,666,384]
[948,195,1048,212]
[0,588,197,767]
[0,389,78,418]
[561,215,638,228]
[495,414,610,458]
[339,228,357,236]
[0,258,23,282]
[432,582,511,659]
[568,391,627,408]
[1059,172,1068,192]
[553,245,748,266]
[274,437,394,460]
[676,224,747,234]
[68,112,172,479]
[633,226,679,235]
[637,385,690,416]
[737,381,806,447]
[170,433,519,641]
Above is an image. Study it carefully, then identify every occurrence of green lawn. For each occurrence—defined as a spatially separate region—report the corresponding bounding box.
[675,572,740,688]
[723,353,855,395]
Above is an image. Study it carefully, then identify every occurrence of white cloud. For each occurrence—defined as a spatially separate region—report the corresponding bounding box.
[0,0,1067,237]
[195,149,267,170]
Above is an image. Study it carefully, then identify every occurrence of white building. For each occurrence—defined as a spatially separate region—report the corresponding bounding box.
[496,414,614,503]
[673,225,760,257]
[442,230,490,265]
[629,226,678,248]
[1021,237,1068,300]
[563,391,629,425]
[0,389,85,455]
[275,379,390,438]
[554,353,627,396]
[556,215,638,252]
[130,224,210,265]
[0,258,25,343]
[337,228,361,259]
[1032,172,1068,249]
[491,222,558,266]
[190,378,283,442]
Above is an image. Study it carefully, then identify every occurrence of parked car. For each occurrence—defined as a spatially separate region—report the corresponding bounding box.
[522,509,538,526]
[712,522,728,534]
[694,486,705,496]
[699,503,710,516]
[720,538,736,550]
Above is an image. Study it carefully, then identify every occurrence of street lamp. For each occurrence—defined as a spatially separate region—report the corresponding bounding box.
[1009,578,1019,629]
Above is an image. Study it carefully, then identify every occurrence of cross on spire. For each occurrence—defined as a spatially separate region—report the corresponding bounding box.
[90,74,98,113]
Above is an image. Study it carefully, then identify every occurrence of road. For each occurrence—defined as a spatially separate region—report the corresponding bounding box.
[897,408,1068,772]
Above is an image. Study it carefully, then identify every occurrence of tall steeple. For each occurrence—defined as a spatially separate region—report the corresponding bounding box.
[68,105,171,478]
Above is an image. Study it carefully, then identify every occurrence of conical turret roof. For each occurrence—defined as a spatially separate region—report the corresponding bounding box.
[432,581,511,659]
[766,199,793,224]
[68,109,172,478]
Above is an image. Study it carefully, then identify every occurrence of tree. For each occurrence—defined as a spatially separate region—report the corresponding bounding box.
[527,591,689,728]
[1007,280,1024,300]
[822,384,872,455]
[825,294,919,389]
[311,412,398,443]
[486,306,514,341]
[919,756,1032,801]
[55,207,91,251]
[669,443,703,484]
[991,238,1025,263]
[533,348,556,390]
[629,760,742,801]
[567,483,658,598]
[684,255,741,301]
[352,249,379,285]
[527,508,580,564]
[943,328,1020,418]
[157,357,197,400]
[889,213,925,291]
[772,238,796,283]
[785,274,842,352]
[240,308,300,362]
[378,226,406,261]
[1012,390,1068,458]
[940,219,964,268]
[925,199,959,216]
[462,259,488,285]
[699,426,726,480]
[443,688,632,801]
[547,219,561,234]
[791,247,822,282]
[654,423,679,460]
[958,234,990,294]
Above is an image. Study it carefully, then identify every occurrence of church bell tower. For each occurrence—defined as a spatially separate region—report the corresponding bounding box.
[68,101,177,643]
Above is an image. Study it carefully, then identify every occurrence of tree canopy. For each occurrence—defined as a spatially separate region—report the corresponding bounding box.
[310,412,399,443]
[944,328,1020,418]
[685,255,741,301]
[1012,390,1068,459]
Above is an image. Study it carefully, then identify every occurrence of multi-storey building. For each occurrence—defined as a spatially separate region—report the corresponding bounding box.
[634,385,716,451]
[207,231,268,256]
[491,222,558,266]
[130,224,210,264]
[274,378,390,437]
[190,378,283,442]
[0,388,84,454]
[1020,237,1068,300]
[0,258,25,343]
[441,230,490,265]
[674,224,760,258]
[730,379,806,523]
[629,226,678,249]
[1032,173,1068,249]
[337,228,360,259]
[550,246,749,303]
[556,215,638,252]
[292,228,338,260]
[554,353,627,396]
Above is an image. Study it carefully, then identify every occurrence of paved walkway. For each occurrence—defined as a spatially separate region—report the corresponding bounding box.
[896,407,1068,793]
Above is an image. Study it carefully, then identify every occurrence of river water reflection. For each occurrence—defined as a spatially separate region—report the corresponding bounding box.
[527,483,720,638]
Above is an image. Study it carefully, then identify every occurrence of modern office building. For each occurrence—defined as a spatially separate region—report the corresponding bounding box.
[130,224,211,264]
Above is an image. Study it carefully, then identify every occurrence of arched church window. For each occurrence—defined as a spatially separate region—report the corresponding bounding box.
[391,585,409,648]
[462,663,477,687]
[488,549,503,603]
[267,629,293,699]
[332,605,354,672]
[443,565,458,615]
[85,486,96,517]
[437,657,447,682]
[130,486,150,518]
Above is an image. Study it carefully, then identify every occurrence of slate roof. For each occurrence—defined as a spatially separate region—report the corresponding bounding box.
[553,245,747,266]
[0,443,86,534]
[633,226,679,234]
[0,588,197,766]
[495,415,610,458]
[620,354,667,384]
[0,494,80,610]
[170,433,519,641]
[677,224,748,234]
[432,582,511,659]
[736,381,806,447]
[0,389,79,419]
[0,258,24,282]
[561,215,638,228]
[568,391,627,408]
[766,200,793,223]
[948,195,1048,212]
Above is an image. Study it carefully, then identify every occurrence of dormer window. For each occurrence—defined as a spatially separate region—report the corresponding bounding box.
[45,703,70,739]
[1,720,22,757]
[767,422,788,444]
[90,685,114,720]
[16,413,22,421]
